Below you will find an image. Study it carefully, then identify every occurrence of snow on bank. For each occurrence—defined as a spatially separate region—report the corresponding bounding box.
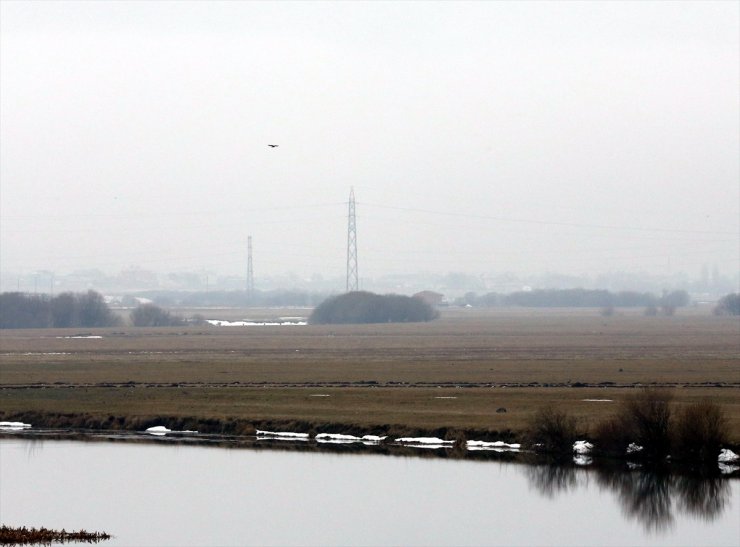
[573,441,593,454]
[626,443,644,455]
[256,430,309,441]
[395,437,453,445]
[314,433,389,445]
[582,399,613,402]
[395,437,454,449]
[57,335,103,339]
[361,435,387,443]
[316,433,362,442]
[145,426,171,436]
[145,426,198,436]
[466,440,521,452]
[0,422,31,430]
[718,449,739,463]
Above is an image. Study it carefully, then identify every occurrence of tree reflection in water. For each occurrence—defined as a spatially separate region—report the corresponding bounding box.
[525,463,581,499]
[525,463,731,533]
[674,473,729,522]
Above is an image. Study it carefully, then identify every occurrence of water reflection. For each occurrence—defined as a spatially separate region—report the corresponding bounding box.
[594,467,676,532]
[674,474,729,522]
[526,463,732,533]
[526,463,581,499]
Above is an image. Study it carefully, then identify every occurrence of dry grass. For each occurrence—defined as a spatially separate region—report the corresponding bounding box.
[2,386,739,441]
[1,308,738,441]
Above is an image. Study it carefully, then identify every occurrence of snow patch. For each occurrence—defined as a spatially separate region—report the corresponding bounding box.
[626,443,644,455]
[466,440,521,450]
[309,394,331,397]
[57,335,103,339]
[0,422,31,430]
[145,426,171,436]
[718,449,739,463]
[395,437,453,445]
[361,435,387,443]
[573,440,593,454]
[582,399,613,402]
[434,396,457,399]
[316,433,361,442]
[256,430,309,440]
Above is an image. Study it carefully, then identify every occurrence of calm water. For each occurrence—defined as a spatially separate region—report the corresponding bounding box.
[1,438,738,546]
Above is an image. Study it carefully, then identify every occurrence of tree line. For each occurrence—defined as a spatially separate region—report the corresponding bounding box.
[455,288,691,311]
[0,291,121,329]
[0,292,192,329]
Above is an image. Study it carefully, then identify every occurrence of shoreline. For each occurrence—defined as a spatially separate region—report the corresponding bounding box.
[2,412,738,477]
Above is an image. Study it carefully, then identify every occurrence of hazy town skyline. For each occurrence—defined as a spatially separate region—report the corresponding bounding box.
[2,1,738,284]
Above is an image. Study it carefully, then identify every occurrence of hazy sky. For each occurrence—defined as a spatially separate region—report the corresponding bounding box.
[1,1,738,281]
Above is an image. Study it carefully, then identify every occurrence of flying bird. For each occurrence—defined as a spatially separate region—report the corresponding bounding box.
[268,144,279,148]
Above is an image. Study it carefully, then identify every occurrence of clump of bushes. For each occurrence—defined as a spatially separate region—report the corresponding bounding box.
[532,390,730,463]
[621,389,674,459]
[714,293,740,316]
[527,406,581,455]
[130,303,185,327]
[309,291,439,325]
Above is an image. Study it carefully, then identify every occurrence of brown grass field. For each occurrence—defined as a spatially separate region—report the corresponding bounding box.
[1,307,739,441]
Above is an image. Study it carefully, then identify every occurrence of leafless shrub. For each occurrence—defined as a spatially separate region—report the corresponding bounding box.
[592,415,632,456]
[674,400,728,462]
[616,389,674,459]
[528,406,580,454]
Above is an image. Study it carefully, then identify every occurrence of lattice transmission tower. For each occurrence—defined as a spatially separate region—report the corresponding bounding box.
[246,235,254,302]
[346,188,359,292]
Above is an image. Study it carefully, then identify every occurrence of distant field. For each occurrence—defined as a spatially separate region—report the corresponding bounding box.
[1,307,738,440]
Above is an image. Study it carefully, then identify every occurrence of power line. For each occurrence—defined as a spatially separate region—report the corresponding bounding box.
[358,202,737,236]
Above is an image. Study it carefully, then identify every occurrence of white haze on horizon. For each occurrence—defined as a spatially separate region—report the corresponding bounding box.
[1,1,738,284]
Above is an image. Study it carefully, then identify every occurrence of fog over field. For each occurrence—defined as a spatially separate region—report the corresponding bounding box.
[1,1,738,287]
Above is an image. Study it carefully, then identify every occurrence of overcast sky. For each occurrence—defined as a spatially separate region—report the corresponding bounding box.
[1,1,738,282]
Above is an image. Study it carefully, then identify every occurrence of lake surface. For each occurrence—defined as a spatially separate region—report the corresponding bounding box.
[1,438,738,546]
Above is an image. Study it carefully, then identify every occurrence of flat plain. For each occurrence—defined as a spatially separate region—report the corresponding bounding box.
[1,307,738,440]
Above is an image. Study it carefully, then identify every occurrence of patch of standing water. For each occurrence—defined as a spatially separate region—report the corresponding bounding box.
[205,319,307,326]
[3,438,737,546]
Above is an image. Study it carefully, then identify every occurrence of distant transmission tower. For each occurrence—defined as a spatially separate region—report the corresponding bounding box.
[246,236,254,302]
[346,188,359,292]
